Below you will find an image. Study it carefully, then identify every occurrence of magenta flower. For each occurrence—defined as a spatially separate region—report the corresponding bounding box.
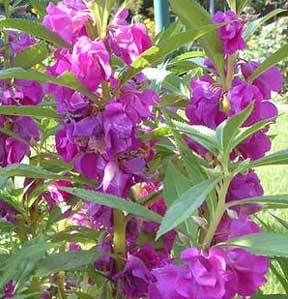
[104,102,134,156]
[212,10,245,55]
[55,126,78,163]
[241,61,282,100]
[108,22,152,65]
[74,153,103,180]
[9,32,35,55]
[6,137,29,164]
[215,216,261,243]
[118,82,159,123]
[43,0,90,44]
[113,255,155,299]
[226,171,263,215]
[12,116,40,142]
[48,180,73,203]
[0,134,7,167]
[150,247,227,299]
[0,201,18,223]
[70,37,112,92]
[223,248,269,298]
[186,75,225,129]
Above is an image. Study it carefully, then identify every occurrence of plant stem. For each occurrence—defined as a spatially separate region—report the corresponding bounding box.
[56,272,67,299]
[113,209,127,272]
[224,54,236,92]
[202,177,231,249]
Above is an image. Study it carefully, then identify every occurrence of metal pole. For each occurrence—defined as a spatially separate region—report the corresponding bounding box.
[153,0,170,33]
[209,0,215,15]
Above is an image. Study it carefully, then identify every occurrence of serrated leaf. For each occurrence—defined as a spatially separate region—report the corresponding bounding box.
[163,162,191,207]
[232,118,274,149]
[250,149,288,168]
[174,120,219,156]
[223,232,288,257]
[227,194,288,208]
[248,44,288,82]
[119,24,221,84]
[0,236,53,289]
[0,105,64,120]
[0,18,70,48]
[0,68,97,102]
[215,103,254,154]
[13,42,49,69]
[157,178,218,238]
[169,0,225,80]
[60,187,162,223]
[36,250,100,276]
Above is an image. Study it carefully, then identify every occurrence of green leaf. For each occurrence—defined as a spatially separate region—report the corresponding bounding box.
[157,179,218,238]
[28,0,47,17]
[252,296,288,299]
[237,0,250,13]
[250,149,288,168]
[223,232,288,257]
[169,0,225,80]
[0,236,53,289]
[248,44,288,82]
[226,0,236,11]
[227,194,288,208]
[13,42,49,69]
[0,18,70,48]
[169,51,205,65]
[173,120,219,156]
[215,103,254,154]
[36,250,100,276]
[244,9,286,40]
[0,68,97,102]
[60,187,162,223]
[119,24,221,84]
[163,162,191,207]
[232,118,274,150]
[0,105,64,120]
[0,164,65,180]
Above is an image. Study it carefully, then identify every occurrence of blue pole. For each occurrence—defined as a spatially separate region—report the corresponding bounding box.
[153,0,170,33]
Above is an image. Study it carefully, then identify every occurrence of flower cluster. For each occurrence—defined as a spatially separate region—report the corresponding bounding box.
[0,32,43,166]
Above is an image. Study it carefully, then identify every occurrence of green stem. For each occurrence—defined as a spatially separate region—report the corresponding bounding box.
[113,209,127,272]
[224,54,236,92]
[56,272,67,299]
[202,177,231,249]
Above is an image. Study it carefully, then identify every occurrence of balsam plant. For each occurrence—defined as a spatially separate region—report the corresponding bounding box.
[0,0,287,298]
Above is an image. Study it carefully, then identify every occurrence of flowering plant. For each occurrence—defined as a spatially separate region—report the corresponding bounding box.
[0,0,287,298]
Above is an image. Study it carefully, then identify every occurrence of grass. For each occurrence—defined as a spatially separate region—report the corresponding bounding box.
[256,105,288,294]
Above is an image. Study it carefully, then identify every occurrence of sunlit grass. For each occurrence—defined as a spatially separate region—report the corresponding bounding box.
[256,105,288,294]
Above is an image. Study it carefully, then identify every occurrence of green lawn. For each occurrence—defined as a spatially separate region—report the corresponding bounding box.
[256,105,288,294]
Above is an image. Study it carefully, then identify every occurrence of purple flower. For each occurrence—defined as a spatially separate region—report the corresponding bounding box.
[0,201,18,223]
[74,153,104,180]
[6,137,29,164]
[43,0,89,44]
[70,37,112,92]
[102,160,131,197]
[12,116,40,142]
[212,10,245,55]
[88,203,113,230]
[104,102,134,156]
[134,244,164,270]
[0,80,43,106]
[2,281,14,299]
[241,61,282,100]
[186,75,225,129]
[226,171,263,216]
[150,247,227,299]
[0,134,7,167]
[48,180,73,203]
[108,22,152,65]
[9,32,36,55]
[118,82,159,123]
[113,255,155,298]
[223,247,269,298]
[238,131,272,160]
[215,216,261,243]
[55,126,78,163]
